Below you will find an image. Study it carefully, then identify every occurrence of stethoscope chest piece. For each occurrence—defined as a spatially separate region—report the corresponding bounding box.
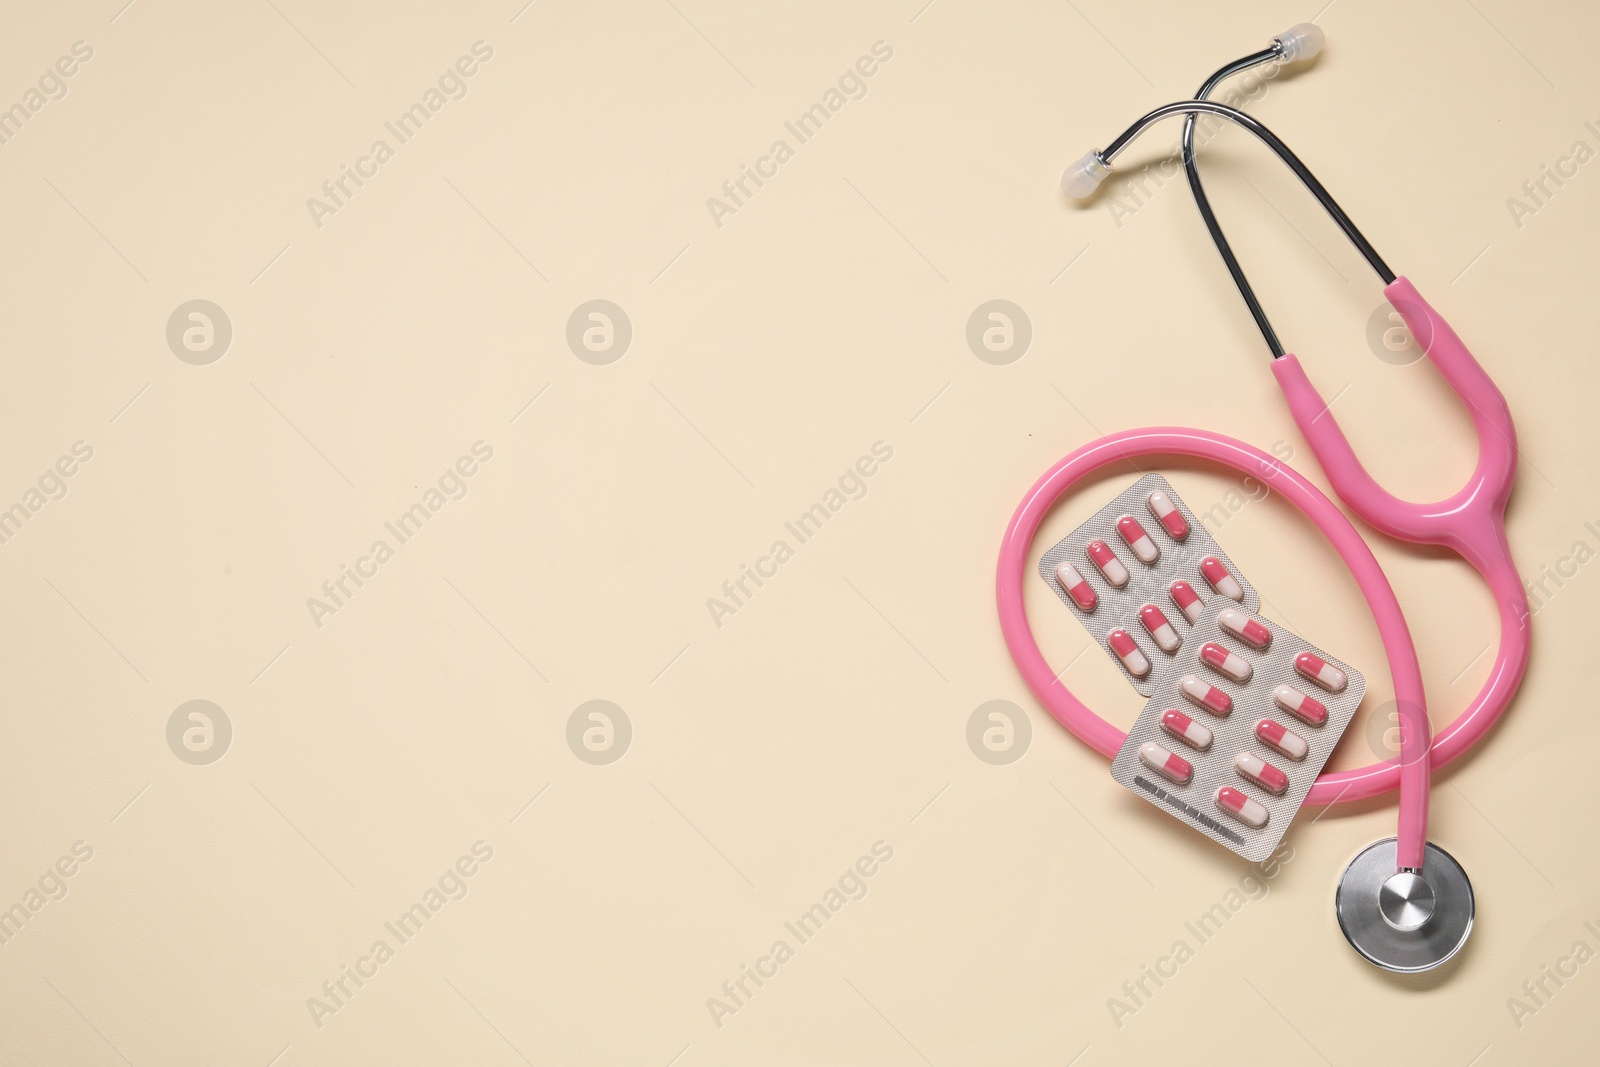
[1336,839,1474,973]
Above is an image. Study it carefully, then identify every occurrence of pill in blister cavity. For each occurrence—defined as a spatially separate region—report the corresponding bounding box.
[1169,580,1203,624]
[1161,709,1213,751]
[1295,651,1348,693]
[1054,562,1097,612]
[1200,556,1244,601]
[1216,786,1269,828]
[1200,641,1252,683]
[1179,674,1232,716]
[1147,490,1189,541]
[1218,608,1272,650]
[1256,719,1308,761]
[1272,684,1328,726]
[1116,515,1160,564]
[1086,540,1130,588]
[1108,629,1150,678]
[1139,604,1181,653]
[1139,741,1193,785]
[1235,752,1289,794]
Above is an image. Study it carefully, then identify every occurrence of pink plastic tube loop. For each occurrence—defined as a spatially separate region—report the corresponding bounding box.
[996,429,1430,861]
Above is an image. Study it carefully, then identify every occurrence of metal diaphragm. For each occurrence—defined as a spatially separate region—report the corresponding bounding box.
[1336,838,1473,973]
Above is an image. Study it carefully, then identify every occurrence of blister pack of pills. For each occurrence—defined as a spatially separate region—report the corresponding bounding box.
[1039,474,1366,861]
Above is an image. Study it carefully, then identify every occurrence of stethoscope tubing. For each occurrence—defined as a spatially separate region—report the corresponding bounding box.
[996,427,1502,871]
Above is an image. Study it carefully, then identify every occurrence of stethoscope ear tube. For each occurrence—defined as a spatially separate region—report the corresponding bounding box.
[1271,278,1519,559]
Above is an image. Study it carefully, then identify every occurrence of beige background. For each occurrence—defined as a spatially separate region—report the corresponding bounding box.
[1,0,1597,1063]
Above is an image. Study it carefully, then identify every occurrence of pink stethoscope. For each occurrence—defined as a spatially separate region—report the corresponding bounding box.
[998,26,1529,972]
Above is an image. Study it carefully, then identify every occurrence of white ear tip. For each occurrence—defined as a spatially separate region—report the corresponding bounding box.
[1274,22,1325,62]
[1061,151,1110,199]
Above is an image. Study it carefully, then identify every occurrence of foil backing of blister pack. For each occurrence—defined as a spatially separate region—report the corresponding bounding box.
[1038,473,1365,861]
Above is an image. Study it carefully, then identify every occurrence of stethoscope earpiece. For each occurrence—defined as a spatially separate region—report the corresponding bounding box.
[1272,23,1325,64]
[1336,839,1474,973]
[1060,150,1110,199]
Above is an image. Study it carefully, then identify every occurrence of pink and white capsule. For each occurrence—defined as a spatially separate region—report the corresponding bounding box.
[1255,719,1308,761]
[1295,651,1348,693]
[1200,641,1252,683]
[1116,515,1160,564]
[1086,539,1129,588]
[1139,741,1193,785]
[1053,561,1097,612]
[1216,786,1269,828]
[1139,603,1181,653]
[1108,628,1150,678]
[1272,684,1328,726]
[1146,490,1190,541]
[1235,752,1289,795]
[1169,580,1203,624]
[1161,709,1213,751]
[1200,556,1244,601]
[1179,674,1233,716]
[1217,608,1272,650]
